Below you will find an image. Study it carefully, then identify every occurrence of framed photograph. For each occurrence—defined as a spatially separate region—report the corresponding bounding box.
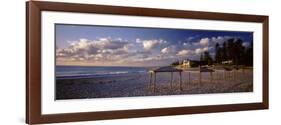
[26,1,269,124]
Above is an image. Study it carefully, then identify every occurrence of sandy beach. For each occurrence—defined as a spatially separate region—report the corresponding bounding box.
[56,69,253,100]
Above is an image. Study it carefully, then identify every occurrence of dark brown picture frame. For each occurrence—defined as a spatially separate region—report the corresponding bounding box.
[26,1,269,124]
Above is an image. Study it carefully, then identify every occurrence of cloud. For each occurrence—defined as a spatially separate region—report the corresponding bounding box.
[96,38,128,50]
[176,50,193,56]
[140,39,167,50]
[199,38,209,46]
[56,38,130,62]
[186,36,195,41]
[211,36,225,44]
[242,42,250,47]
[130,55,176,67]
[136,38,142,43]
[192,36,231,48]
[195,47,209,54]
[161,45,176,54]
[56,35,246,66]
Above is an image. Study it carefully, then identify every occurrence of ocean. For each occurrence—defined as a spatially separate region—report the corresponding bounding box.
[56,66,149,79]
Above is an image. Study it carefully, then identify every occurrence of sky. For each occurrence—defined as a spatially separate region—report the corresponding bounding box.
[55,24,253,67]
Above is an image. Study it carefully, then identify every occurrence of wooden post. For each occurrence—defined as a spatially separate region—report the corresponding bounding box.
[223,71,225,80]
[232,71,234,80]
[214,71,216,80]
[154,72,157,92]
[224,70,226,81]
[179,72,182,91]
[218,72,223,81]
[210,72,213,83]
[239,69,241,81]
[234,70,236,81]
[226,71,229,81]
[216,71,218,80]
[170,72,173,89]
[188,72,191,84]
[199,71,202,85]
[149,72,153,88]
[232,70,234,81]
[230,71,232,80]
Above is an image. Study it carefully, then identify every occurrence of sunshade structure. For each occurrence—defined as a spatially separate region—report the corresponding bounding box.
[148,65,246,93]
[149,66,183,92]
[182,67,215,85]
[199,67,215,84]
[213,65,246,80]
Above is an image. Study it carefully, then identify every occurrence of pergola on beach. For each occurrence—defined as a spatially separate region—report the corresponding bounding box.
[148,65,248,93]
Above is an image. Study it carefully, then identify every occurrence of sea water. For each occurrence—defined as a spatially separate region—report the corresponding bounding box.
[56,66,148,79]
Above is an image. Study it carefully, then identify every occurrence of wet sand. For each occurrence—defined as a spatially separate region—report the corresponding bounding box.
[56,69,253,100]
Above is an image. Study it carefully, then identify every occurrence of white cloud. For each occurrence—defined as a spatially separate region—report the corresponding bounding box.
[141,39,167,50]
[195,47,209,54]
[183,43,189,46]
[177,50,193,56]
[161,46,176,54]
[242,42,250,47]
[186,36,194,41]
[56,38,130,62]
[192,42,200,46]
[161,47,169,54]
[136,38,142,43]
[56,35,244,66]
[199,38,209,46]
[211,36,224,44]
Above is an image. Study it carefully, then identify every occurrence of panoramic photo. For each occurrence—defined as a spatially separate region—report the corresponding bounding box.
[55,24,253,100]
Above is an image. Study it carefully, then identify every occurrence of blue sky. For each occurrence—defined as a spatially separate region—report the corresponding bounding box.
[55,24,253,66]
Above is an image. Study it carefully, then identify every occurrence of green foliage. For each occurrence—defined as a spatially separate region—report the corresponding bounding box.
[169,38,253,67]
[171,60,180,66]
[190,61,200,67]
[199,51,213,66]
[204,51,213,65]
[215,38,253,66]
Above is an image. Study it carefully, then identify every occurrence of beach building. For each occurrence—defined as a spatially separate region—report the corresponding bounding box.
[222,60,233,65]
[181,59,200,68]
[182,59,191,68]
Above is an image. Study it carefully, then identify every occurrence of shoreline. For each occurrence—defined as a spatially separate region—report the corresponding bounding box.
[56,72,147,80]
[56,69,253,100]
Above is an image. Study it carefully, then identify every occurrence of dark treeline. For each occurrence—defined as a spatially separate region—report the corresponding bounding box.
[213,38,253,66]
[200,51,213,66]
[171,38,253,67]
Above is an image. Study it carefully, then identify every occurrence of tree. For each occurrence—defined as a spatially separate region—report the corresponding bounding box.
[215,43,222,64]
[199,53,204,66]
[171,60,180,66]
[213,38,253,67]
[234,39,245,65]
[203,51,213,65]
[244,42,253,66]
[222,41,228,61]
[227,38,235,62]
[200,53,203,61]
